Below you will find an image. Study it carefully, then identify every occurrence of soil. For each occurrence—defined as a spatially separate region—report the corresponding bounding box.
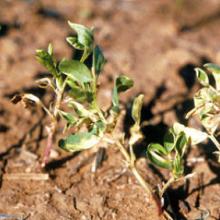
[0,0,220,219]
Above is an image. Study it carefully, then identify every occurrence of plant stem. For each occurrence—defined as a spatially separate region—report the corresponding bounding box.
[129,143,136,165]
[159,176,175,198]
[42,79,67,167]
[104,137,163,215]
[90,66,107,123]
[115,141,153,198]
[130,165,152,196]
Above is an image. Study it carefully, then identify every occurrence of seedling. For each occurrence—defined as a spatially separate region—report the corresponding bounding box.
[186,63,220,162]
[12,21,155,204]
[147,122,207,198]
[12,22,110,166]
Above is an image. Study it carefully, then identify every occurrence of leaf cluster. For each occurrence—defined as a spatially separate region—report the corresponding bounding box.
[187,64,220,134]
[147,123,188,178]
[12,22,133,156]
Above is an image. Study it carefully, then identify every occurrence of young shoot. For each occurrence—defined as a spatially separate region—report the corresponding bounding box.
[12,21,109,167]
[11,21,154,203]
[147,122,207,198]
[186,63,220,162]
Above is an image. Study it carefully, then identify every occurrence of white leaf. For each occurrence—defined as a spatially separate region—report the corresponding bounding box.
[173,123,208,145]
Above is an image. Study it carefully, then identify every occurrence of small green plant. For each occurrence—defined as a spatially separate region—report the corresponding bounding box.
[12,22,110,166]
[12,21,156,203]
[17,21,219,218]
[147,122,207,198]
[186,63,220,162]
[146,63,220,205]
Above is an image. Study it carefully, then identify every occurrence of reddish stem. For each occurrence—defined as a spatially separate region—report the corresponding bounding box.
[41,125,55,167]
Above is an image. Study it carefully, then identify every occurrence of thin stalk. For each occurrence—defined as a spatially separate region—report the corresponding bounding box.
[115,141,153,198]
[129,143,136,166]
[130,165,152,196]
[159,176,175,198]
[42,79,67,167]
[91,66,106,123]
[104,137,163,215]
[40,102,54,120]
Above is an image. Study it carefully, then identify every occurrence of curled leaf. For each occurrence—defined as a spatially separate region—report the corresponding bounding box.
[147,143,172,169]
[66,98,97,121]
[66,36,83,50]
[36,78,53,89]
[11,94,22,104]
[12,94,41,109]
[67,21,94,52]
[204,63,220,90]
[131,94,144,126]
[36,47,58,77]
[163,130,175,153]
[175,132,187,156]
[129,94,144,146]
[112,75,133,113]
[195,68,209,86]
[172,154,184,178]
[115,75,134,93]
[93,46,106,75]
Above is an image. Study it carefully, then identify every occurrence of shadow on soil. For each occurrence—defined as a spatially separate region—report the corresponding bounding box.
[0,22,21,38]
[4,86,46,100]
[45,152,79,172]
[37,7,65,21]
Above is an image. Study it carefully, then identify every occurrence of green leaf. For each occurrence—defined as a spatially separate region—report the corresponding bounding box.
[129,94,144,146]
[164,130,175,153]
[91,120,106,136]
[93,46,106,75]
[36,49,58,77]
[175,132,187,156]
[115,75,134,93]
[58,110,77,127]
[204,63,220,89]
[67,99,97,121]
[131,94,144,126]
[59,59,92,83]
[67,78,92,102]
[147,143,172,169]
[112,75,133,113]
[66,36,84,50]
[68,21,94,50]
[195,68,209,86]
[59,132,100,152]
[172,154,184,178]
